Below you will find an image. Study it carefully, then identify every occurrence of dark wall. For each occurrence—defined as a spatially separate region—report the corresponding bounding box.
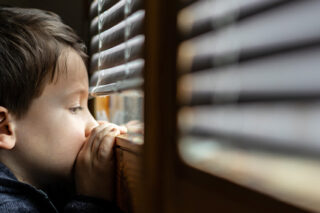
[0,0,91,45]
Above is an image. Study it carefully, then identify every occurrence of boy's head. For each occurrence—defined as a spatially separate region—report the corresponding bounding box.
[0,7,87,118]
[0,7,97,188]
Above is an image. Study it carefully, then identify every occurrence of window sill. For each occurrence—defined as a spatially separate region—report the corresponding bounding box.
[115,133,143,154]
[179,139,320,213]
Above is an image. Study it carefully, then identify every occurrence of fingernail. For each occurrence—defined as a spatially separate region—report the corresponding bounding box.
[120,125,127,133]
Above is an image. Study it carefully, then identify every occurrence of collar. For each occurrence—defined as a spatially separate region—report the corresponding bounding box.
[0,162,58,212]
[0,162,18,182]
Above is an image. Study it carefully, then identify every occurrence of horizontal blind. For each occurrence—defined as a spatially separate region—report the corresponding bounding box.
[177,0,320,156]
[89,0,144,96]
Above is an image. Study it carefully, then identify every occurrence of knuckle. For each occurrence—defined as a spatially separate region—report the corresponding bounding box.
[109,124,118,130]
[97,144,108,160]
[98,120,108,125]
[91,127,98,135]
[96,130,105,142]
[111,129,120,137]
[97,137,114,159]
[103,126,113,134]
[102,134,115,144]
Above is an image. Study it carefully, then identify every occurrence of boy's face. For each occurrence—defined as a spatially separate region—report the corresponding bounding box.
[13,49,98,186]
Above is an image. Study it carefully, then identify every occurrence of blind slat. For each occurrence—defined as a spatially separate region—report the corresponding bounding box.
[179,0,197,9]
[178,0,289,38]
[90,0,98,19]
[179,102,320,155]
[179,46,320,105]
[91,10,144,54]
[90,59,144,86]
[91,0,125,36]
[178,0,320,73]
[90,0,119,19]
[90,35,144,72]
[90,0,142,36]
[90,77,143,96]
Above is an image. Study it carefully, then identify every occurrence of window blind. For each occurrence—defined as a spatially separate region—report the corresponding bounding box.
[177,0,320,156]
[89,0,144,96]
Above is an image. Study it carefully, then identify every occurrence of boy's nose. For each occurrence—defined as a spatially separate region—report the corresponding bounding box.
[85,114,98,138]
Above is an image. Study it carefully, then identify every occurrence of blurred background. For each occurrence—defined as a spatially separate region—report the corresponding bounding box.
[0,0,90,46]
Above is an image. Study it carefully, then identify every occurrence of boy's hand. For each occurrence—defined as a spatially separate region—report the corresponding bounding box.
[121,120,144,134]
[74,121,127,201]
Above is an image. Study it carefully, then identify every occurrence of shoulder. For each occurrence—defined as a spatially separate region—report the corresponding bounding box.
[0,179,58,212]
[0,182,35,204]
[0,190,46,213]
[0,164,53,212]
[0,189,27,204]
[0,189,59,213]
[0,199,41,213]
[65,195,123,213]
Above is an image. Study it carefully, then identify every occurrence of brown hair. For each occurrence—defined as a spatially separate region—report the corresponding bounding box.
[0,7,87,118]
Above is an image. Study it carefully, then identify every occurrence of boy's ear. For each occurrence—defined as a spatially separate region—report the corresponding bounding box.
[0,107,16,150]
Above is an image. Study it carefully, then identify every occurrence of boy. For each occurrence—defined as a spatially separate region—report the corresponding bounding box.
[0,6,126,212]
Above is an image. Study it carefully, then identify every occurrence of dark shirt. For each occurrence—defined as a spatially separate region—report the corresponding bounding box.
[0,162,122,212]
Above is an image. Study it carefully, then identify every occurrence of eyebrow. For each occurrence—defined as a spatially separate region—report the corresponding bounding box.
[66,88,88,98]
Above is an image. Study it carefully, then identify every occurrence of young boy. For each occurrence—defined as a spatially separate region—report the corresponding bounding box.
[0,6,126,212]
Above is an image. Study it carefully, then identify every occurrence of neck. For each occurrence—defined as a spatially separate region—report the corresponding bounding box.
[0,150,44,189]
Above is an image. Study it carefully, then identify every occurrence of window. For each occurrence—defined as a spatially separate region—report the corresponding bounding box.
[177,0,320,212]
[88,1,145,211]
[89,0,144,128]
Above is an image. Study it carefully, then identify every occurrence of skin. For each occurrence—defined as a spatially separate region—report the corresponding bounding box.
[0,48,126,201]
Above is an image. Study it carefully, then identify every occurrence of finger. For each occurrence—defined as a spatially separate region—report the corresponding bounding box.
[110,128,121,137]
[98,120,127,133]
[91,124,120,154]
[119,125,128,134]
[97,120,109,125]
[127,123,144,134]
[99,123,126,134]
[126,120,140,125]
[97,128,120,160]
[96,131,118,161]
[85,124,109,152]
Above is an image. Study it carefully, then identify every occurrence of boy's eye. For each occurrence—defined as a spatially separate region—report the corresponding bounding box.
[69,106,83,114]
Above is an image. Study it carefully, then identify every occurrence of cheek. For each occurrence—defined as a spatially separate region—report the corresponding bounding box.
[59,125,86,155]
[50,115,87,162]
[53,125,86,176]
